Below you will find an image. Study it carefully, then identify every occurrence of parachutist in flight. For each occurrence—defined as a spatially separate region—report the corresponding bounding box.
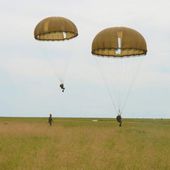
[116,114,122,127]
[34,17,78,94]
[91,27,147,126]
[60,83,65,92]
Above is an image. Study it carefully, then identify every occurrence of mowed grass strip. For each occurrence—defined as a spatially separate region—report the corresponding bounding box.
[0,118,170,170]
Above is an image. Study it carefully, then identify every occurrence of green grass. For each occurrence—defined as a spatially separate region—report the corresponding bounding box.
[0,117,170,170]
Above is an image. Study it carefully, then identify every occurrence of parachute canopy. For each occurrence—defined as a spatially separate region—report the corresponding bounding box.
[34,17,78,41]
[91,27,147,57]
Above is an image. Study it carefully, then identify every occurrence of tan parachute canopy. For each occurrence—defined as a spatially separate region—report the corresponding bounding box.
[34,17,78,41]
[92,27,147,57]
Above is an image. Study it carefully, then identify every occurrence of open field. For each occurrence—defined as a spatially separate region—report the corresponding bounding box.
[0,117,170,170]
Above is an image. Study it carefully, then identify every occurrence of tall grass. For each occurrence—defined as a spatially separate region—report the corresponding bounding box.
[0,118,170,170]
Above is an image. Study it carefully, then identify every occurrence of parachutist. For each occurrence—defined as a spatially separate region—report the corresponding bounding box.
[48,113,53,126]
[116,114,122,127]
[92,27,147,125]
[34,17,78,90]
[60,83,65,92]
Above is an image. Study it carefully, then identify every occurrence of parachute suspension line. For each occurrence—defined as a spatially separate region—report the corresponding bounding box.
[115,33,124,114]
[60,53,72,83]
[51,44,73,85]
[57,77,63,84]
[116,58,126,113]
[42,42,56,81]
[52,54,72,85]
[120,58,144,113]
[44,42,72,84]
[43,42,62,84]
[94,58,118,113]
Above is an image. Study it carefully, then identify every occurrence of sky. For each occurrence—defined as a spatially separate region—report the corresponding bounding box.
[0,0,170,118]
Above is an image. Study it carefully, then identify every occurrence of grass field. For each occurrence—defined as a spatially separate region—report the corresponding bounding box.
[0,117,170,170]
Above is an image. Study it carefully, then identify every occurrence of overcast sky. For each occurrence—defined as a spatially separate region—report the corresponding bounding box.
[0,0,170,118]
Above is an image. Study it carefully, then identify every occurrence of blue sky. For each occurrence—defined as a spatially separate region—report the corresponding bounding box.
[0,0,170,118]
